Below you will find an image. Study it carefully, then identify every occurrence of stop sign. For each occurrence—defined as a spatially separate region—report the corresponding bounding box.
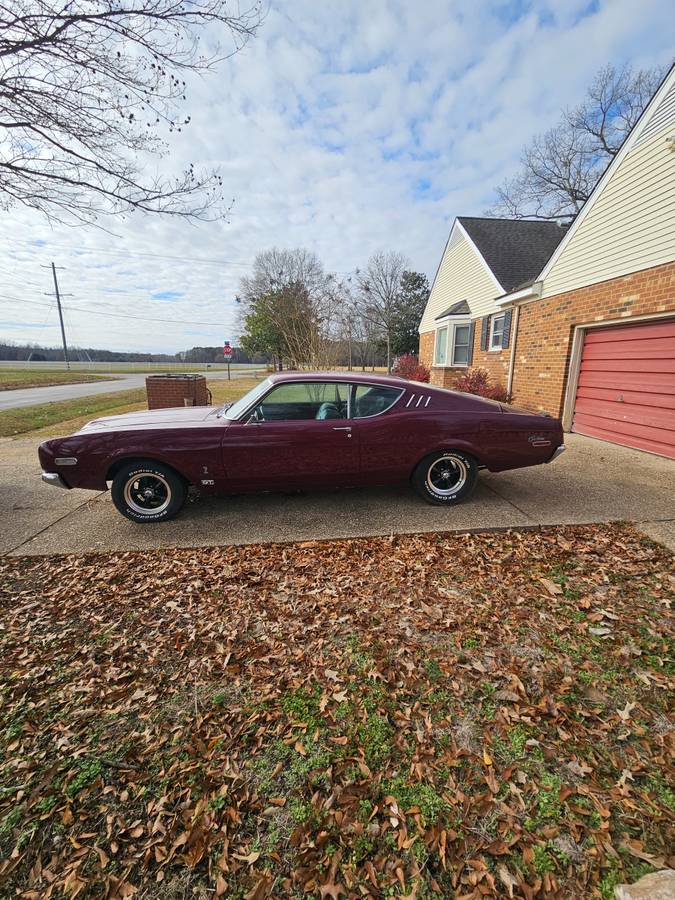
[223,342,233,359]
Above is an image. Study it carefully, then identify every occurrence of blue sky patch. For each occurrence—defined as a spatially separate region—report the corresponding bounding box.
[151,290,185,302]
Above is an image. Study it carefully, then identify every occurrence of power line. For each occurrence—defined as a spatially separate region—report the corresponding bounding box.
[6,242,356,275]
[0,294,234,328]
[10,245,257,269]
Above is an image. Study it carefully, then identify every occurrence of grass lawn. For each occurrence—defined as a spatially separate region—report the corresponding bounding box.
[1,377,263,439]
[0,369,116,391]
[0,524,672,898]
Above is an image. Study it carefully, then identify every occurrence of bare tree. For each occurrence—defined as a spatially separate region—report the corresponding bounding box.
[355,251,408,373]
[0,0,262,223]
[240,248,346,370]
[567,63,665,157]
[240,248,328,305]
[489,63,666,221]
[350,303,382,371]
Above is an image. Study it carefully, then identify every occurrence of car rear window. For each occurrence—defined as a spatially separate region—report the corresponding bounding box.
[352,384,402,418]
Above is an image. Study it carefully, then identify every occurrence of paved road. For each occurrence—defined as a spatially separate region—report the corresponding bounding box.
[1,433,673,556]
[0,369,255,411]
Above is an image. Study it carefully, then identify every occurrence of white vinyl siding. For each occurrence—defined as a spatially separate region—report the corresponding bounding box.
[634,79,675,149]
[419,232,502,332]
[541,111,675,299]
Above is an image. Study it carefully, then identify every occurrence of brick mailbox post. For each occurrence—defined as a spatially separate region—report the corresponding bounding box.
[145,374,211,410]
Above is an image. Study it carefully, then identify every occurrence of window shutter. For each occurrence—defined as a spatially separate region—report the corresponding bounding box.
[468,321,475,365]
[502,309,513,349]
[480,317,489,351]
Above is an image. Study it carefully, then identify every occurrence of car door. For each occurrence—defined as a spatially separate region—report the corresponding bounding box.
[350,382,411,482]
[222,381,359,490]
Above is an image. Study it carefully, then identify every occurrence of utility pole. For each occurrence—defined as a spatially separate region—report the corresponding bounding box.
[42,262,70,369]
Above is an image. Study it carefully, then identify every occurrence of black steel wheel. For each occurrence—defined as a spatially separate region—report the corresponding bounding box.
[412,450,478,506]
[111,461,187,523]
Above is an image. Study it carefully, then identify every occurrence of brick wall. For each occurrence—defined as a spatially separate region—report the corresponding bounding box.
[146,375,210,410]
[419,330,434,370]
[429,366,468,388]
[470,327,510,388]
[511,260,675,417]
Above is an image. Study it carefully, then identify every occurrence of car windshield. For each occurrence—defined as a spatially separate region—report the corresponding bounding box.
[219,378,272,420]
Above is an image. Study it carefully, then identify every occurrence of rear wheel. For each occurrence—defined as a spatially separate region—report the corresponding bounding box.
[412,451,478,506]
[111,461,187,523]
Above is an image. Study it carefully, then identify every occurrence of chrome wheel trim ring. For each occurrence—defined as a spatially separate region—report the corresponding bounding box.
[426,454,468,496]
[123,472,171,515]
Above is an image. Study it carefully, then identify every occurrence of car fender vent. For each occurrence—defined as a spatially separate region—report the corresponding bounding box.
[405,393,431,409]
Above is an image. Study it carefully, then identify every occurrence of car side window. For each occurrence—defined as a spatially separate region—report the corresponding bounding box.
[352,384,403,419]
[253,382,348,421]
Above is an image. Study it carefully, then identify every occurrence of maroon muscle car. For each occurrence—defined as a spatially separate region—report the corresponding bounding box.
[38,372,565,523]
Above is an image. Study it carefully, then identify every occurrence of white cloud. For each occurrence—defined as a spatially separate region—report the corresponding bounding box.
[0,0,673,353]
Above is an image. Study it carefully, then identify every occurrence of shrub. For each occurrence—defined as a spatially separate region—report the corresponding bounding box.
[392,353,430,383]
[454,367,508,402]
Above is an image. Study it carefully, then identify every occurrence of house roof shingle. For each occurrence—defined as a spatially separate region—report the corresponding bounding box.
[457,217,567,293]
[435,299,471,319]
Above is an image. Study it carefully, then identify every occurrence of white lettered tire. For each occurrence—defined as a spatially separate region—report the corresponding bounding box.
[111,461,187,523]
[412,451,478,506]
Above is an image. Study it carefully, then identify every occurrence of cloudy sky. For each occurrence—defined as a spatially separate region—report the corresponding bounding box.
[1,0,673,354]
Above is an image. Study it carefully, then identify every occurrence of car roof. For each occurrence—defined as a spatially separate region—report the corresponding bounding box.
[263,370,503,412]
[266,371,410,388]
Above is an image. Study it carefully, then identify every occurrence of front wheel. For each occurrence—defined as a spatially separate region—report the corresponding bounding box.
[111,461,187,523]
[412,451,478,506]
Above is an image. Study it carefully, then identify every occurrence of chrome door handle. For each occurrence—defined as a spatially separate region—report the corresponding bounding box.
[333,426,351,431]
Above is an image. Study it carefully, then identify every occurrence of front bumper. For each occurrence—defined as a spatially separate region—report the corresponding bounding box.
[547,445,566,463]
[41,472,71,490]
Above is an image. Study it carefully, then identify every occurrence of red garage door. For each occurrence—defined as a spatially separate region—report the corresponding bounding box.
[572,318,675,459]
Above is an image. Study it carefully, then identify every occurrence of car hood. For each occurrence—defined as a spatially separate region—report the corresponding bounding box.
[78,405,220,433]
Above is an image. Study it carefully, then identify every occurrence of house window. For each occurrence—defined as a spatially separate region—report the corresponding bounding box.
[451,324,471,366]
[489,313,506,351]
[434,326,448,365]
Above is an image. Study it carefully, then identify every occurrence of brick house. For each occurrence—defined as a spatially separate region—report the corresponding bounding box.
[419,63,675,459]
[418,217,566,389]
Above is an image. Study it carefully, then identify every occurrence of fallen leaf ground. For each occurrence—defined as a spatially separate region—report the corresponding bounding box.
[0,524,673,900]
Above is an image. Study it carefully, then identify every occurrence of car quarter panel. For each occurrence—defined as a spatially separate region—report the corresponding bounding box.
[355,406,489,480]
[355,388,563,478]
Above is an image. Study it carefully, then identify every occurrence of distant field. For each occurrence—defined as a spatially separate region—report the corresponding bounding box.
[3,377,263,439]
[0,369,116,391]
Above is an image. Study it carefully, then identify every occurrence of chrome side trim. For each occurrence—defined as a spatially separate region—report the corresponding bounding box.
[41,472,70,489]
[406,394,415,407]
[55,457,78,466]
[547,445,566,463]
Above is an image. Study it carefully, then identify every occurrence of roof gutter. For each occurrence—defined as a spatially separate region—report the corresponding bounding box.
[496,280,543,308]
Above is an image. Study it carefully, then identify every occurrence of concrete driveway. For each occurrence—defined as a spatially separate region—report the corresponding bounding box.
[2,433,673,556]
[0,369,254,410]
